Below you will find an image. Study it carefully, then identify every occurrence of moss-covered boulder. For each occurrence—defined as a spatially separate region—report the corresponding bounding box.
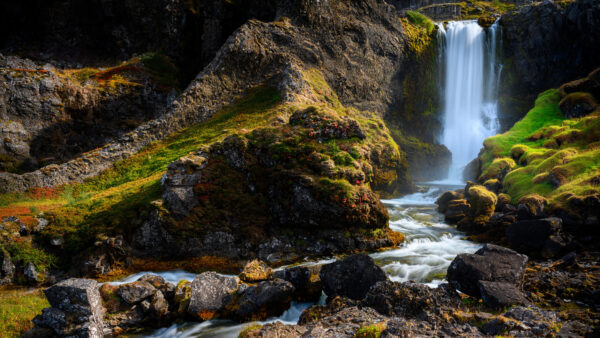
[516,194,547,220]
[458,186,497,230]
[479,158,516,182]
[240,260,273,283]
[444,199,471,224]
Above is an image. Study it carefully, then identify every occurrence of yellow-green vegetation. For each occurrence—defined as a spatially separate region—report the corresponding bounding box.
[479,157,516,181]
[57,52,180,91]
[466,185,497,224]
[0,68,407,273]
[238,323,263,337]
[0,289,49,338]
[478,88,600,205]
[459,0,515,19]
[406,11,434,34]
[355,322,387,338]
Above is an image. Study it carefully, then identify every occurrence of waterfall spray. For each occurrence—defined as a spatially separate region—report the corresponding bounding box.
[439,20,501,183]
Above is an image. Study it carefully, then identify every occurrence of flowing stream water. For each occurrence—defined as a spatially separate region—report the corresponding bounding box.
[120,19,503,338]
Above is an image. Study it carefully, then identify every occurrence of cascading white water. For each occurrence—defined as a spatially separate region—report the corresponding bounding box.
[439,21,501,183]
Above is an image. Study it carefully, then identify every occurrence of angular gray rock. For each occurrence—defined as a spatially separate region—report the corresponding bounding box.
[24,262,39,284]
[33,278,104,337]
[118,281,157,304]
[478,281,528,309]
[447,244,528,298]
[320,254,387,300]
[0,248,15,285]
[188,272,239,319]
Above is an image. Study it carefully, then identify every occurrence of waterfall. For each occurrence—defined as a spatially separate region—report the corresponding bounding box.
[439,20,501,183]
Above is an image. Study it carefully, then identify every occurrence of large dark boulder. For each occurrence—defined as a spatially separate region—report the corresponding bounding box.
[320,254,386,300]
[274,265,323,302]
[363,281,460,318]
[478,281,528,309]
[506,217,563,255]
[233,278,295,320]
[447,244,528,298]
[31,278,104,337]
[187,272,240,320]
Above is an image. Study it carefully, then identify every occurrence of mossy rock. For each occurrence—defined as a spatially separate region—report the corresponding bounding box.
[517,194,548,218]
[477,15,496,28]
[466,185,497,225]
[496,193,512,211]
[239,259,273,282]
[483,179,501,193]
[479,157,516,181]
[559,92,598,118]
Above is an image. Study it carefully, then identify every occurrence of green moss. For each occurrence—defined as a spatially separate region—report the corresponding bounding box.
[406,11,434,34]
[479,157,515,181]
[467,185,497,222]
[4,241,57,272]
[481,89,564,169]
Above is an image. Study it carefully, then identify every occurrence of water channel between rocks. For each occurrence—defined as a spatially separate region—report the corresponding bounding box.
[118,183,481,337]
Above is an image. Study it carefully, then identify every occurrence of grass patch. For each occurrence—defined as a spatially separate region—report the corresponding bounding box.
[478,87,600,205]
[406,11,434,34]
[0,288,48,338]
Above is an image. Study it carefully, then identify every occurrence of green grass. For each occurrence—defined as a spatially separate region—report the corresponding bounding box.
[478,88,600,205]
[481,89,564,170]
[0,289,48,337]
[406,11,434,34]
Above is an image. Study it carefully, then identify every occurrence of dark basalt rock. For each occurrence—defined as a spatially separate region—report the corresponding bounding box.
[233,278,295,320]
[320,254,387,300]
[447,244,528,298]
[505,217,564,256]
[363,281,461,318]
[478,281,528,309]
[273,265,323,302]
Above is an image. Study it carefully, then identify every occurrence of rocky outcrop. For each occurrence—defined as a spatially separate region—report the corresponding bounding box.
[0,55,176,173]
[499,0,600,128]
[132,107,406,261]
[0,0,422,193]
[320,254,387,300]
[447,244,528,300]
[29,278,104,337]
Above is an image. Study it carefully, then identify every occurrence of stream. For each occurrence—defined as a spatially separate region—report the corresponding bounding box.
[121,183,480,337]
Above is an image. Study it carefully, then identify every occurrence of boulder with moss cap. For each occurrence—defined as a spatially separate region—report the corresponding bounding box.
[240,259,273,282]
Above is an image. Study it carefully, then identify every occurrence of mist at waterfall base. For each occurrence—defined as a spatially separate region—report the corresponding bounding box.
[436,20,501,184]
